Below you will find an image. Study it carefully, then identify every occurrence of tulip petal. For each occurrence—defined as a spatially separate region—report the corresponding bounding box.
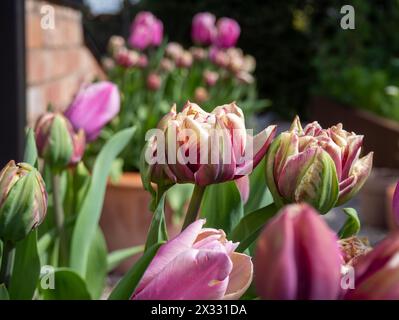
[133,248,232,300]
[393,181,399,226]
[135,219,206,293]
[255,209,298,300]
[235,175,250,204]
[224,252,253,300]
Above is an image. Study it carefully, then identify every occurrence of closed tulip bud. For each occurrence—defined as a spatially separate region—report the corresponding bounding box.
[143,101,276,187]
[0,161,47,243]
[345,233,399,299]
[242,54,256,73]
[128,11,163,50]
[160,58,174,73]
[108,35,125,55]
[101,57,115,71]
[64,81,120,142]
[190,46,207,61]
[265,116,373,213]
[132,219,253,300]
[203,70,219,87]
[35,112,85,170]
[165,42,184,61]
[191,12,216,45]
[146,73,161,91]
[214,18,241,49]
[209,46,230,68]
[194,87,209,103]
[255,203,342,300]
[137,54,148,68]
[176,51,193,68]
[114,48,139,68]
[236,71,254,85]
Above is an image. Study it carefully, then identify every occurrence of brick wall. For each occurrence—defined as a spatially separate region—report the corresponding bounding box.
[26,0,105,125]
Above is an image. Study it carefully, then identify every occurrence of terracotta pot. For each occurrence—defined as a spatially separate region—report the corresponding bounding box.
[386,182,398,231]
[100,172,179,274]
[358,168,399,229]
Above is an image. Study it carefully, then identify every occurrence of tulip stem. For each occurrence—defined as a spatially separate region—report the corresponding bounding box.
[0,241,15,287]
[182,185,206,230]
[51,172,67,265]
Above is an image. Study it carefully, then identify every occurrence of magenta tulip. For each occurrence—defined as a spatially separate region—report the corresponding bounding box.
[345,233,399,299]
[214,18,240,48]
[64,81,120,142]
[191,12,216,45]
[128,11,163,50]
[132,219,253,300]
[143,101,276,187]
[255,203,342,300]
[393,181,399,226]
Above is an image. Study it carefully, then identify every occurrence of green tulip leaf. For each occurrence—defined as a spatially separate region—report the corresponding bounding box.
[200,181,244,235]
[85,228,108,299]
[107,244,144,272]
[230,203,279,252]
[23,128,38,167]
[108,242,163,300]
[8,230,40,300]
[145,193,168,251]
[70,127,136,277]
[338,208,361,239]
[0,284,9,300]
[244,159,273,214]
[39,268,91,300]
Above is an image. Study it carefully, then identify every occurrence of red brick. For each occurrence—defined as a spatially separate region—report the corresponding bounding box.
[26,14,43,49]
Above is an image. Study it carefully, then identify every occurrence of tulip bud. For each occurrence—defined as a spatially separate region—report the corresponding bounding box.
[194,87,209,103]
[108,35,125,55]
[203,70,219,87]
[101,57,115,71]
[35,112,85,170]
[64,81,120,142]
[255,203,342,300]
[191,12,216,45]
[190,47,207,61]
[159,58,174,73]
[146,73,161,91]
[128,11,163,50]
[236,71,254,85]
[242,54,256,73]
[137,54,148,68]
[0,161,47,243]
[209,47,230,68]
[165,42,184,61]
[345,233,399,299]
[176,51,193,68]
[114,48,139,68]
[265,116,373,213]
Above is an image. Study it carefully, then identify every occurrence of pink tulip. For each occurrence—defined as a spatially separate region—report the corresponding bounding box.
[393,181,399,226]
[132,219,253,300]
[191,12,216,45]
[255,203,342,300]
[345,233,399,300]
[64,81,120,142]
[265,116,373,213]
[144,101,276,188]
[128,11,163,50]
[146,73,161,91]
[214,18,240,49]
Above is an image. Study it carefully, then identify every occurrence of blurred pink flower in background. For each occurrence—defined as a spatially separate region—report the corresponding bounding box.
[64,81,120,142]
[128,11,163,50]
[191,12,216,45]
[214,17,241,48]
[132,219,253,300]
